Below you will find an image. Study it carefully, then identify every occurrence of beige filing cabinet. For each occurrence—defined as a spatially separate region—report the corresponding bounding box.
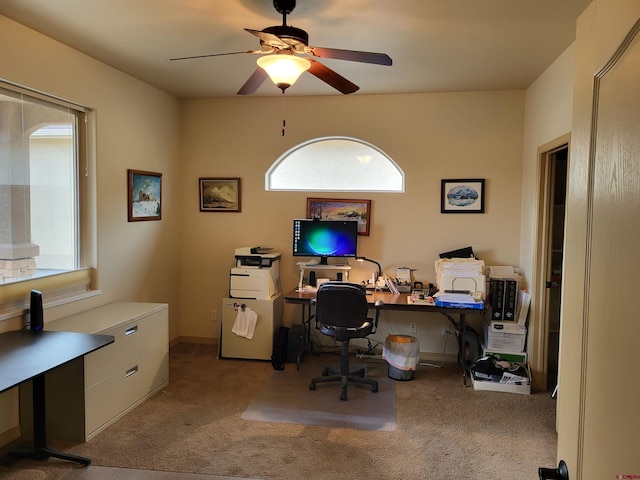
[42,302,169,441]
[219,294,283,360]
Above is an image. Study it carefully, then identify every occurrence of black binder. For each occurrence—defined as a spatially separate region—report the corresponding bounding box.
[489,278,505,320]
[502,279,518,321]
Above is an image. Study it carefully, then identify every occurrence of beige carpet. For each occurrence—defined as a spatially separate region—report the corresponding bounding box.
[60,465,259,480]
[242,357,396,431]
[0,343,559,480]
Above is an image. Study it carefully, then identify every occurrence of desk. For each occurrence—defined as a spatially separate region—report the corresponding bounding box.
[0,329,115,466]
[284,289,483,385]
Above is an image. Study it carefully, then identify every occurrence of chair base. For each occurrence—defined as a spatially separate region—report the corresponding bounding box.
[308,342,378,401]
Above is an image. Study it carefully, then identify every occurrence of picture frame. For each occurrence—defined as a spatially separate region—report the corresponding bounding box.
[199,177,241,212]
[441,178,485,214]
[128,169,162,222]
[306,198,372,236]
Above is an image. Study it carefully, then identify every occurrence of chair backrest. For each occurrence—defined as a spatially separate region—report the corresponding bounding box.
[315,282,369,328]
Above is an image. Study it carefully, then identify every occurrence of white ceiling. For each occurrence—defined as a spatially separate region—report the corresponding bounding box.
[0,0,591,99]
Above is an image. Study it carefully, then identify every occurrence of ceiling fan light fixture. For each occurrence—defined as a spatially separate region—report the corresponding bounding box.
[257,54,311,92]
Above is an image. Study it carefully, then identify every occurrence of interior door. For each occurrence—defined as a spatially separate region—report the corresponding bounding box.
[577,18,640,478]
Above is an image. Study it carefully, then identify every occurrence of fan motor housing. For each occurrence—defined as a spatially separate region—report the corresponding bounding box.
[263,25,309,49]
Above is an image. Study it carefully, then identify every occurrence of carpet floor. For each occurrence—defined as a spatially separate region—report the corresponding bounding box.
[0,343,558,480]
[242,355,396,431]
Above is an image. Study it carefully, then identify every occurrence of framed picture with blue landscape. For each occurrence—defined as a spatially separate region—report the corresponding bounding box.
[441,178,485,214]
[128,169,162,222]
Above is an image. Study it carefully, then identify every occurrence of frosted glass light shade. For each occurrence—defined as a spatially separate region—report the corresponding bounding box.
[257,55,311,90]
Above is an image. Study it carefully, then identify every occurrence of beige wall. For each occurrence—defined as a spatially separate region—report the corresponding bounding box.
[178,91,525,348]
[520,45,575,388]
[0,16,181,443]
[0,16,181,330]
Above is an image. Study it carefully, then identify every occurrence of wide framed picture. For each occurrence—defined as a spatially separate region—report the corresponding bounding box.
[441,178,485,214]
[306,198,372,236]
[199,177,241,212]
[127,169,162,222]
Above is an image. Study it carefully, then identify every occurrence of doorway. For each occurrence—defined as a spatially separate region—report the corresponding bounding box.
[533,135,570,393]
[544,145,567,391]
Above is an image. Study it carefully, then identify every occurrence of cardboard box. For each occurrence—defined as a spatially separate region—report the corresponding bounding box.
[483,320,527,351]
[471,364,531,395]
[481,345,528,364]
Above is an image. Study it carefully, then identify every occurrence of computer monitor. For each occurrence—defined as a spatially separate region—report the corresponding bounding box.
[292,219,358,265]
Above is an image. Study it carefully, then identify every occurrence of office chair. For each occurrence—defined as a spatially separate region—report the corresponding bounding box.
[309,282,383,401]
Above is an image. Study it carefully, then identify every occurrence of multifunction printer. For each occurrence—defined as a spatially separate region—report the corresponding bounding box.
[229,247,281,299]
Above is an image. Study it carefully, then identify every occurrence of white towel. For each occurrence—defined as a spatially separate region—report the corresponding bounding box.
[231,307,258,340]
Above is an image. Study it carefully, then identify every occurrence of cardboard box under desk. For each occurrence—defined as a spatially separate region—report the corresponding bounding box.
[471,364,531,395]
[481,345,528,364]
[483,320,527,352]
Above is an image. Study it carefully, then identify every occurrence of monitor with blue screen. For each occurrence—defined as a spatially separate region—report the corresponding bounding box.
[292,219,358,265]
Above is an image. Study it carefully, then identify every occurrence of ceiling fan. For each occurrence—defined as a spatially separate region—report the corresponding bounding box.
[169,0,392,95]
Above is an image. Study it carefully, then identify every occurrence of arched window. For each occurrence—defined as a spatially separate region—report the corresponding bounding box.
[265,136,404,192]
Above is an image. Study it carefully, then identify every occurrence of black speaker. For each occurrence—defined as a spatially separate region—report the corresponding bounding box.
[30,289,44,331]
[308,271,316,287]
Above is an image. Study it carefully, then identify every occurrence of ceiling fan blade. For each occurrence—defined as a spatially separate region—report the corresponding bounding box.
[237,67,269,95]
[245,28,289,49]
[306,46,392,66]
[307,59,359,94]
[169,51,257,61]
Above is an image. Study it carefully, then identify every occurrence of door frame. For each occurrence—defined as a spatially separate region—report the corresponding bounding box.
[530,133,570,392]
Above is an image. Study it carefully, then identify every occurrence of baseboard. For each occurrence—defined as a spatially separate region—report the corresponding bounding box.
[0,425,20,452]
[172,336,218,347]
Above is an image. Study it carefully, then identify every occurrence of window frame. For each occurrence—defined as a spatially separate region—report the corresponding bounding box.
[0,79,98,322]
[265,136,405,192]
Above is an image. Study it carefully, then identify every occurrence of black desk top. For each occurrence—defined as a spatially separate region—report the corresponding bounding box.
[0,330,115,394]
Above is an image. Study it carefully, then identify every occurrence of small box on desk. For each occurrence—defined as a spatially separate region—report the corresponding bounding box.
[483,320,527,352]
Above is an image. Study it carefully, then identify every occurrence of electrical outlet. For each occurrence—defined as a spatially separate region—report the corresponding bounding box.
[408,323,417,334]
[210,310,217,323]
[441,325,450,336]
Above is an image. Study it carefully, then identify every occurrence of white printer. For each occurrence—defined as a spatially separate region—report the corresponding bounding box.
[229,247,281,299]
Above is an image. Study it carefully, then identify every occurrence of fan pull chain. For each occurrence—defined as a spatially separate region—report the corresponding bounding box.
[281,91,286,136]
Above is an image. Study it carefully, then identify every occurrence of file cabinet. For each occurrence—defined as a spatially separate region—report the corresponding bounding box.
[45,302,169,441]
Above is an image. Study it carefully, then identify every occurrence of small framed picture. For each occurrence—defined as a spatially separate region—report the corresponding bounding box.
[128,169,162,222]
[199,178,241,212]
[306,197,372,235]
[441,179,485,214]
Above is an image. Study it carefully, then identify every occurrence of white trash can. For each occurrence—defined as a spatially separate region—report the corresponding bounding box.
[382,334,420,381]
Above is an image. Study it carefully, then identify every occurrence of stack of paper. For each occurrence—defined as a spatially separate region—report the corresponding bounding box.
[435,258,486,297]
[434,291,483,309]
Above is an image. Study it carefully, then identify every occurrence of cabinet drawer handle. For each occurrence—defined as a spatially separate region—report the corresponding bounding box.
[125,365,139,378]
[125,325,138,336]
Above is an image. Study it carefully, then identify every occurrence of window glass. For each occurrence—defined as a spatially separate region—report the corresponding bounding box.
[266,136,404,192]
[0,84,82,285]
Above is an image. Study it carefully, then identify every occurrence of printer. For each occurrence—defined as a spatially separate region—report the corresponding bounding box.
[230,247,281,299]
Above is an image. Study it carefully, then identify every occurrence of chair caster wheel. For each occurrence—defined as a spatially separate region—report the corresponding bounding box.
[371,384,378,393]
[309,382,316,391]
[322,368,331,376]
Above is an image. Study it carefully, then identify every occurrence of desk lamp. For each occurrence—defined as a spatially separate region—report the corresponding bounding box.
[357,257,383,289]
